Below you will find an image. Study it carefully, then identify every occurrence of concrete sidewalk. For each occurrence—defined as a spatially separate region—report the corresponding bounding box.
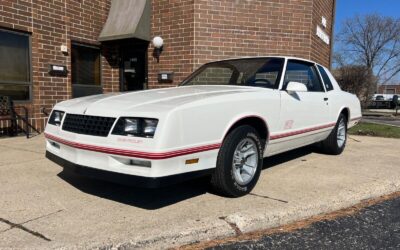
[0,135,399,249]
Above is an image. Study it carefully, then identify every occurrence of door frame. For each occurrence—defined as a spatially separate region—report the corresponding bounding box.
[119,40,149,92]
[267,59,331,155]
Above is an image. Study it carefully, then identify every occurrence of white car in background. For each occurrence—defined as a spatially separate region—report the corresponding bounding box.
[372,94,394,101]
[45,57,362,197]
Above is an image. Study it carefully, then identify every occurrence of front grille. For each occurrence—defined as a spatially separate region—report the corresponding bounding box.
[62,114,116,137]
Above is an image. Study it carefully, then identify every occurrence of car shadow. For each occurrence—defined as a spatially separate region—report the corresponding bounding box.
[58,145,315,210]
[262,145,314,170]
[58,169,211,210]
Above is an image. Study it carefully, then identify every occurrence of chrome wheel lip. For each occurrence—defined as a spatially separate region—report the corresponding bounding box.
[232,138,259,186]
[337,118,346,148]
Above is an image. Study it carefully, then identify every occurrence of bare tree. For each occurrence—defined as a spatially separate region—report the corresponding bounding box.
[335,14,400,98]
[333,65,375,106]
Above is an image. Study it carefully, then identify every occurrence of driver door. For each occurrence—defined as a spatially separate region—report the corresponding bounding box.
[268,60,331,155]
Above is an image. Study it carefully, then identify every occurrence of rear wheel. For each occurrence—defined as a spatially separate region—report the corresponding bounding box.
[320,114,347,155]
[210,125,264,197]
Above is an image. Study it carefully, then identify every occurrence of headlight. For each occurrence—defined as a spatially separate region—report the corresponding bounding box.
[143,119,158,136]
[112,117,158,138]
[48,110,65,126]
[124,118,139,134]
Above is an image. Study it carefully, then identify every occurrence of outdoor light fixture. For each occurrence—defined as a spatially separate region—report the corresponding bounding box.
[152,36,164,63]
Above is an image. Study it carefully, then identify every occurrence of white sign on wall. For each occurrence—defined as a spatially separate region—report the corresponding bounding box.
[321,16,327,28]
[316,26,330,45]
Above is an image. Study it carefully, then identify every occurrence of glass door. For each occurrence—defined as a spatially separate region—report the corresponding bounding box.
[120,47,147,92]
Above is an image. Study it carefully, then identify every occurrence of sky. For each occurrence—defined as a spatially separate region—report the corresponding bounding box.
[335,0,400,35]
[334,0,400,84]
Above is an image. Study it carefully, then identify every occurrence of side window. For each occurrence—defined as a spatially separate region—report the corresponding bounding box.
[317,65,334,91]
[283,60,324,92]
[244,58,285,89]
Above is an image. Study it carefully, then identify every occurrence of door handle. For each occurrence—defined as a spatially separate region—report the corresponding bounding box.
[324,97,329,101]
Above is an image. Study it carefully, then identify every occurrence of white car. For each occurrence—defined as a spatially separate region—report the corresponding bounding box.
[45,57,362,197]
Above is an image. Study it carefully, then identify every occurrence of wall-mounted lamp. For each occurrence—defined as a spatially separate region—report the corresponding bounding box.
[152,36,164,63]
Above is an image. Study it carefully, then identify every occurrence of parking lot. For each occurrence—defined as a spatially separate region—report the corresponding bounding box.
[1,135,399,249]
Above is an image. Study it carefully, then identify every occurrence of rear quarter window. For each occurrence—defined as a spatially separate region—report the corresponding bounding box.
[317,65,334,91]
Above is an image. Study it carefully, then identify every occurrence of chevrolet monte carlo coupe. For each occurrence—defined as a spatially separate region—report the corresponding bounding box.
[45,57,362,197]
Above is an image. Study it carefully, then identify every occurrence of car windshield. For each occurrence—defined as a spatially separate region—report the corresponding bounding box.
[181,58,285,89]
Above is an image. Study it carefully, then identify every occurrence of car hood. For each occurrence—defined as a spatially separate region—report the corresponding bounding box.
[56,85,265,116]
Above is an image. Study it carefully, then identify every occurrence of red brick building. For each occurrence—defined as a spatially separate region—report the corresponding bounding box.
[0,0,335,132]
[378,84,400,95]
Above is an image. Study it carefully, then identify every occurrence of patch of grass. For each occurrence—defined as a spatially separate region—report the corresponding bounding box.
[349,122,400,139]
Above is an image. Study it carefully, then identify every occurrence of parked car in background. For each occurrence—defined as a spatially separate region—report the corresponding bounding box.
[370,94,399,109]
[45,57,362,197]
[372,94,395,101]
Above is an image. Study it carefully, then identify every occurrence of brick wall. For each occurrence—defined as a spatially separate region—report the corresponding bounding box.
[148,0,195,88]
[151,0,334,87]
[0,0,116,132]
[193,0,314,68]
[0,0,335,134]
[310,0,335,67]
[378,85,400,95]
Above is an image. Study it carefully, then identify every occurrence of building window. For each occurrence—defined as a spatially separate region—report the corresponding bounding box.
[0,29,31,101]
[71,43,102,98]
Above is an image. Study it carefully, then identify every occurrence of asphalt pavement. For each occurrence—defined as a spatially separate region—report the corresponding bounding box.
[209,195,400,250]
[362,117,400,127]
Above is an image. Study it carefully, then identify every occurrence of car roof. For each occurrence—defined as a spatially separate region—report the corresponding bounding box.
[207,56,322,67]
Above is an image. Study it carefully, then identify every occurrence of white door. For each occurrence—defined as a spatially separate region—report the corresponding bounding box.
[267,60,332,156]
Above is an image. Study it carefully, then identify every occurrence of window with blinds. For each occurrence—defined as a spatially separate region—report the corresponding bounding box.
[71,43,102,98]
[0,29,31,101]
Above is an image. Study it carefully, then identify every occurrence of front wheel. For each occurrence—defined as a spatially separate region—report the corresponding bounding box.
[320,114,347,155]
[210,125,264,197]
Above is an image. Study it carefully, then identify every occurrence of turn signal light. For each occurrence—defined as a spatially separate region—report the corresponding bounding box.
[185,158,199,165]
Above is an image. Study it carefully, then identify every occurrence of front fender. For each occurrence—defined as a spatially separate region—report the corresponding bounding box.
[158,92,280,150]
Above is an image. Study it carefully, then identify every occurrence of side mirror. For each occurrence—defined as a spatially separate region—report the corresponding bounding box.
[286,81,308,93]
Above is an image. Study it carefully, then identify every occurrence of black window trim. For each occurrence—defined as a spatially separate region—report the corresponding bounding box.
[0,28,33,103]
[281,59,326,93]
[313,64,327,92]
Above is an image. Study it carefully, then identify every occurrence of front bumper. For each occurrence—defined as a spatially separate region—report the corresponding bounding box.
[46,151,213,188]
[44,130,220,187]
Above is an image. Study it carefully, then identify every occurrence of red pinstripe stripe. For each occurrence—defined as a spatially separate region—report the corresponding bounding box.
[44,133,221,160]
[270,122,336,140]
[46,120,350,158]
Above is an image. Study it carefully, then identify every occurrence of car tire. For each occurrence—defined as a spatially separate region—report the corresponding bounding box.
[210,125,264,197]
[320,113,347,155]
